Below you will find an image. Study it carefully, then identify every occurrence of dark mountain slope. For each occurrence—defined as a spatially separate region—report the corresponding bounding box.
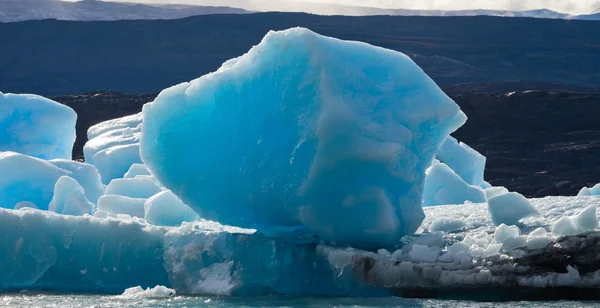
[1,13,600,96]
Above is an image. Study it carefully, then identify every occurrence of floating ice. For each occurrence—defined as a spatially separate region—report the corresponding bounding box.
[144,191,198,227]
[84,113,143,184]
[408,244,439,263]
[552,205,598,237]
[48,176,94,216]
[484,186,509,200]
[97,195,146,218]
[120,285,175,298]
[124,164,151,178]
[0,208,376,296]
[494,224,520,243]
[0,92,76,160]
[574,205,598,231]
[428,218,466,233]
[140,28,466,248]
[0,152,104,210]
[487,192,539,226]
[422,161,486,206]
[435,136,488,187]
[14,201,38,210]
[578,184,600,196]
[105,178,162,199]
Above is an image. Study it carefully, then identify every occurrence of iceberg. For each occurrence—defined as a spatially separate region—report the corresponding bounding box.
[487,192,539,226]
[578,184,600,196]
[97,195,146,218]
[105,178,162,199]
[435,136,488,187]
[422,161,486,206]
[48,176,95,216]
[551,205,598,237]
[140,28,466,248]
[120,285,175,298]
[124,164,151,178]
[1,196,600,296]
[84,113,143,184]
[0,92,76,160]
[0,208,378,296]
[0,152,104,210]
[144,191,198,227]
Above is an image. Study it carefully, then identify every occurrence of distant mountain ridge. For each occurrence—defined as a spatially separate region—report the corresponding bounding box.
[0,0,250,23]
[1,13,599,96]
[0,0,599,22]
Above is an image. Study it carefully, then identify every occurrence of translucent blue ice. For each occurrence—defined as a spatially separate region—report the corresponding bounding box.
[48,176,94,216]
[0,92,76,160]
[436,136,489,188]
[97,195,146,218]
[84,113,143,184]
[140,28,466,248]
[144,191,198,227]
[0,152,104,210]
[0,208,380,296]
[578,184,600,196]
[124,164,151,178]
[422,161,486,206]
[105,178,162,199]
[487,192,539,226]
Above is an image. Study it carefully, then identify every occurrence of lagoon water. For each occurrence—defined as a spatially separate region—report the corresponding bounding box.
[1,294,598,308]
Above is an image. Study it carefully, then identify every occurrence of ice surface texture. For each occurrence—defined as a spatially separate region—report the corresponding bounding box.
[48,176,94,216]
[2,197,600,295]
[422,161,486,206]
[140,28,466,248]
[487,192,539,225]
[436,136,487,187]
[0,92,76,160]
[84,113,143,184]
[0,208,377,296]
[0,152,104,210]
[144,191,198,227]
[579,184,600,196]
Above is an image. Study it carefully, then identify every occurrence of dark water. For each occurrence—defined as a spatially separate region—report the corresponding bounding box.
[2,294,599,308]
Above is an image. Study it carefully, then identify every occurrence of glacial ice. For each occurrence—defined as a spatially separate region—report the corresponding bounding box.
[436,136,487,187]
[124,164,151,178]
[144,191,198,227]
[493,224,520,244]
[551,205,599,237]
[487,192,539,225]
[484,186,509,200]
[48,176,94,216]
[84,113,143,184]
[97,195,146,218]
[0,208,377,296]
[428,218,466,233]
[1,196,600,295]
[578,184,600,196]
[3,27,600,298]
[422,161,486,206]
[105,178,162,199]
[0,92,76,160]
[0,152,104,210]
[140,27,466,248]
[120,285,175,298]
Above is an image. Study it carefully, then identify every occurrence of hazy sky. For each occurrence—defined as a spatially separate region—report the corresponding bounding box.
[65,0,600,15]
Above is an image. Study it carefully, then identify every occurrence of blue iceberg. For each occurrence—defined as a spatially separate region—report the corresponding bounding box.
[0,92,76,160]
[140,28,466,248]
[84,113,143,184]
[0,152,104,210]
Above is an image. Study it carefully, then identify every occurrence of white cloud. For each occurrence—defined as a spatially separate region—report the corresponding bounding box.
[86,0,600,15]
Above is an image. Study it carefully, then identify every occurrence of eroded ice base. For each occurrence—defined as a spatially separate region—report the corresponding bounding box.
[2,196,600,296]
